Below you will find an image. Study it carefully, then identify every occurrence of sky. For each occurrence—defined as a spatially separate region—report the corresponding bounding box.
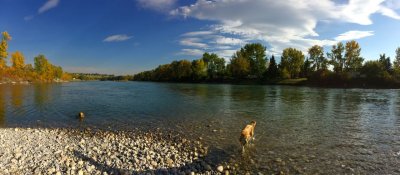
[1,0,400,75]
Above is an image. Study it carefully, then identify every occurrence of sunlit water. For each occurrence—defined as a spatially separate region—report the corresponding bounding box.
[1,82,400,174]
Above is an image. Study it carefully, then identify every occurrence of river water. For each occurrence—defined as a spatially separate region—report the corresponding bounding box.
[1,82,399,174]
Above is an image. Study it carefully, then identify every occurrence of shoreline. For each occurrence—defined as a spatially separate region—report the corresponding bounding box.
[0,127,233,175]
[2,79,400,89]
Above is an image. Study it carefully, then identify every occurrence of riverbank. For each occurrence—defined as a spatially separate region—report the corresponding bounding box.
[0,128,233,175]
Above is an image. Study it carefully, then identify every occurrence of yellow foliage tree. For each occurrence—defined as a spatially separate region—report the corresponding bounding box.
[0,31,11,69]
[11,51,25,70]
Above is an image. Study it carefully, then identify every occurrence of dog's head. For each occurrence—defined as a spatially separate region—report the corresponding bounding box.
[250,121,256,127]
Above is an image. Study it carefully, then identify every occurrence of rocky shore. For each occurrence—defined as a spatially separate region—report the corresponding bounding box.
[0,128,232,175]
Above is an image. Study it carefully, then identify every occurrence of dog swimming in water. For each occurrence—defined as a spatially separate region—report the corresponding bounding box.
[239,121,256,152]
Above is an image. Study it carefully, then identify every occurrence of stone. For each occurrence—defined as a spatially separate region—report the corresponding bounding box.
[166,158,174,166]
[151,161,158,167]
[217,165,224,172]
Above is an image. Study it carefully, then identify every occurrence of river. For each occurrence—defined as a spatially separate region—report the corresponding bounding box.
[1,81,399,174]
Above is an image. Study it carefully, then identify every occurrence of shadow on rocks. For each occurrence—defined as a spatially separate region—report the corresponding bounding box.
[73,145,235,175]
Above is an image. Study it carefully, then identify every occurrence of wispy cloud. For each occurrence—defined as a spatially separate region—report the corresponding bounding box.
[137,0,177,12]
[24,15,34,21]
[103,34,133,42]
[335,31,374,41]
[38,0,60,14]
[181,31,214,37]
[24,0,60,21]
[179,38,208,48]
[179,49,204,56]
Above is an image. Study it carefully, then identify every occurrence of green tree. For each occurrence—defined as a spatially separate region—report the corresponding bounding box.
[393,47,400,69]
[327,42,345,73]
[34,54,50,75]
[53,65,63,79]
[361,60,386,79]
[11,51,25,70]
[344,40,364,72]
[308,45,326,71]
[241,43,267,78]
[280,48,305,78]
[202,53,225,79]
[300,58,312,78]
[264,55,279,80]
[378,54,392,73]
[0,31,11,69]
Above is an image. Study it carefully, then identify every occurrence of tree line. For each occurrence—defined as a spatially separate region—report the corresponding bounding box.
[0,31,71,82]
[133,41,400,87]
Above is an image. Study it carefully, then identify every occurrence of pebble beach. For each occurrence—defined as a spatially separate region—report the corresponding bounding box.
[0,128,233,175]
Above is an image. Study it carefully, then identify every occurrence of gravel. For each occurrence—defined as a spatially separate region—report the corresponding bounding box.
[0,127,228,175]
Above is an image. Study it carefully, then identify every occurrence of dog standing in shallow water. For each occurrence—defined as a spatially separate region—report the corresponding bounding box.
[239,121,256,152]
[78,112,85,119]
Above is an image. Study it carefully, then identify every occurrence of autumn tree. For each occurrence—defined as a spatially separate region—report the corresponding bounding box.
[344,40,364,72]
[191,59,207,81]
[280,48,305,78]
[308,45,326,71]
[229,51,250,79]
[0,31,11,69]
[327,42,345,73]
[176,60,192,81]
[11,51,25,70]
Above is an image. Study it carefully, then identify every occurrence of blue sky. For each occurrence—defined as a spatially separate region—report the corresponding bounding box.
[1,0,400,75]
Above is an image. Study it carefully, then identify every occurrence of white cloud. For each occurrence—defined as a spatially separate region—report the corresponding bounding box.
[103,34,133,42]
[181,31,214,37]
[378,6,400,19]
[137,0,177,12]
[38,0,60,14]
[334,31,374,41]
[213,36,245,45]
[171,0,400,59]
[214,49,237,60]
[179,49,204,56]
[179,38,208,48]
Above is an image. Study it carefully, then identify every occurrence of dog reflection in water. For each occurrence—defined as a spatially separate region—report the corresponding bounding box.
[239,121,256,153]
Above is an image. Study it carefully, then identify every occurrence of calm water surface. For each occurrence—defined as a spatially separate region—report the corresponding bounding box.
[1,82,400,174]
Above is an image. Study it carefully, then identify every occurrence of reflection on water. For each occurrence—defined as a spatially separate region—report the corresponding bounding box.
[0,85,5,126]
[11,85,24,108]
[0,82,399,174]
[34,84,51,110]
